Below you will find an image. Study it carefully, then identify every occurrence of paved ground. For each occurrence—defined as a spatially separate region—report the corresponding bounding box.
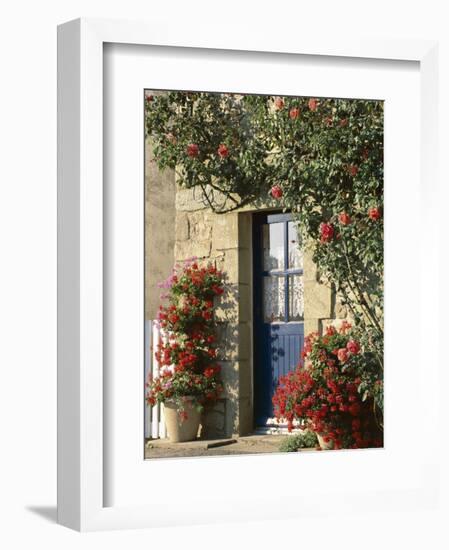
[145,433,318,459]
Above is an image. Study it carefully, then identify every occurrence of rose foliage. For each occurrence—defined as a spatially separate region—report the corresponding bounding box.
[145,260,225,419]
[145,92,384,360]
[272,323,383,449]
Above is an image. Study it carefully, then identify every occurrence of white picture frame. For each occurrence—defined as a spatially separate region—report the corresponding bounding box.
[57,17,440,531]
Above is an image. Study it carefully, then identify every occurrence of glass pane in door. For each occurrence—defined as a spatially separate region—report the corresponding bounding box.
[288,221,303,269]
[263,276,285,322]
[263,223,284,271]
[288,275,304,321]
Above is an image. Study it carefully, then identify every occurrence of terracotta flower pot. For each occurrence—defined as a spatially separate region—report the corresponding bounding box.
[316,432,334,450]
[164,399,201,443]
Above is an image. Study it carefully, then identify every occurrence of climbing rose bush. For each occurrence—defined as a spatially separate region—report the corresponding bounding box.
[146,260,224,418]
[145,92,384,353]
[272,323,383,450]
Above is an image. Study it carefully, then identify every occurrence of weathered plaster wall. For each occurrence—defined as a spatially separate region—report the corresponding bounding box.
[145,140,176,320]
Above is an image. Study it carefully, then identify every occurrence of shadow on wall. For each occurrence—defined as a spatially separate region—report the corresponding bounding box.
[201,275,239,439]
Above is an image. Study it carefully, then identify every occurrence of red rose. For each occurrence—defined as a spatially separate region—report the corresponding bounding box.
[337,348,349,363]
[346,340,360,355]
[347,164,359,177]
[186,143,199,158]
[289,107,300,119]
[145,94,153,102]
[339,118,348,127]
[217,143,229,159]
[338,212,351,225]
[349,403,361,417]
[274,96,284,110]
[368,206,381,220]
[325,325,337,336]
[319,222,334,243]
[308,98,318,111]
[324,116,333,127]
[270,185,283,199]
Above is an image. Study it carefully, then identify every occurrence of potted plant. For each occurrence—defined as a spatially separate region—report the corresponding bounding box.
[146,260,224,442]
[272,322,383,450]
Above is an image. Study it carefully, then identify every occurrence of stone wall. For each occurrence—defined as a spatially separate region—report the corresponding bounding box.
[146,147,350,438]
[145,141,176,320]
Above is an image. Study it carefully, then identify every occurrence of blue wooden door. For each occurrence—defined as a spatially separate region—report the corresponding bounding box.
[253,213,304,426]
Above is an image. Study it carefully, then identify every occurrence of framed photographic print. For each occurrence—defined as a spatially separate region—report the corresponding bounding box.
[58,18,440,531]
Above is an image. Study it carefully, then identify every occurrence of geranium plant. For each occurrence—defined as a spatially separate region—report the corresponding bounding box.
[146,260,225,419]
[272,322,383,450]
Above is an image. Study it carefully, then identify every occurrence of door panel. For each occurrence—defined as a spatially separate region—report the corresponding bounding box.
[253,213,304,426]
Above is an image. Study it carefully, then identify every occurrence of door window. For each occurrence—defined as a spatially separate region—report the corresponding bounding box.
[261,216,304,323]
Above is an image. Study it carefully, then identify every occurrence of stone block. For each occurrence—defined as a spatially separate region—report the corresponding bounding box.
[303,249,318,282]
[201,399,227,439]
[175,187,207,212]
[238,213,252,250]
[238,397,253,436]
[175,239,211,261]
[238,248,252,285]
[175,212,189,241]
[304,280,332,319]
[238,284,252,322]
[304,318,319,336]
[189,212,212,241]
[219,361,239,399]
[214,284,239,324]
[237,323,252,361]
[212,213,239,250]
[219,248,240,283]
[216,322,239,360]
[238,359,252,399]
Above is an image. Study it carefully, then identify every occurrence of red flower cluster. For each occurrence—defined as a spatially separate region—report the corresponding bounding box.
[146,261,225,417]
[270,184,283,199]
[273,325,383,449]
[217,143,229,159]
[289,107,300,120]
[186,143,199,158]
[319,222,335,243]
[368,206,381,221]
